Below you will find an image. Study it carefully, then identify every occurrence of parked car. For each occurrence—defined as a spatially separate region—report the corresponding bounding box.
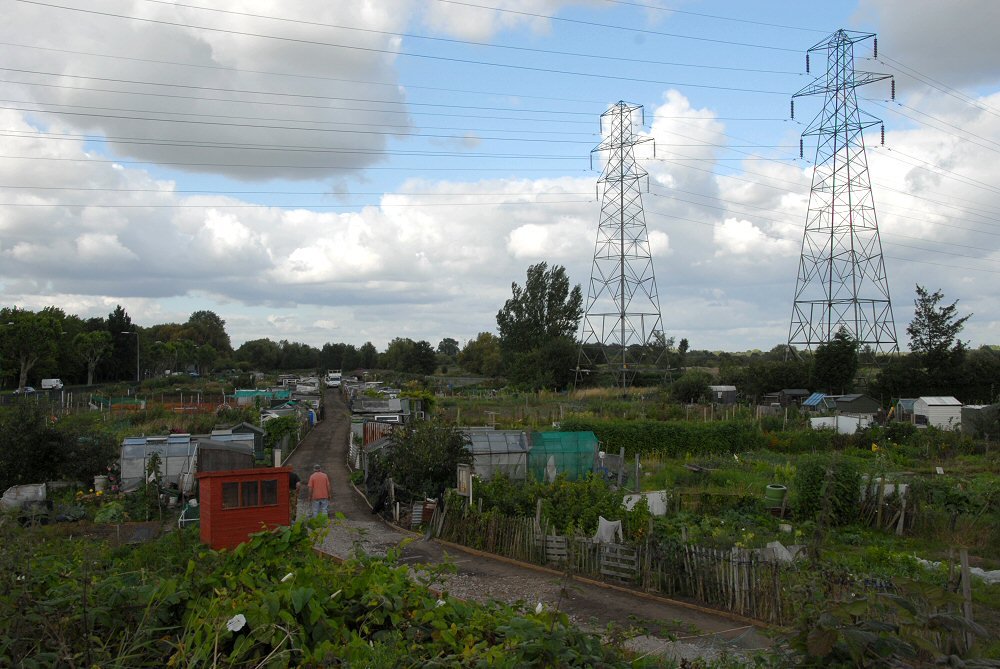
[13,386,36,394]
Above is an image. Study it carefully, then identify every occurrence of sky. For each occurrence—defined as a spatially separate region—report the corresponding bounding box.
[1,0,998,352]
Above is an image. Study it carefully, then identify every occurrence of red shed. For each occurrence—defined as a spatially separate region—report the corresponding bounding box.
[196,467,291,549]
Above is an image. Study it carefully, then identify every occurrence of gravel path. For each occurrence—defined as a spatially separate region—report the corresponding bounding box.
[285,391,771,663]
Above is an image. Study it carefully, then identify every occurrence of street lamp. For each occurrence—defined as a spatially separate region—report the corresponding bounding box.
[121,331,139,382]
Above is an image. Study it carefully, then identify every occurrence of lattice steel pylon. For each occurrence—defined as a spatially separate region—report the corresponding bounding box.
[787,29,899,356]
[576,101,666,390]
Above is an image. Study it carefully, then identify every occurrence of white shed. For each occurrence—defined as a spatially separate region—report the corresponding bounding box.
[913,396,962,430]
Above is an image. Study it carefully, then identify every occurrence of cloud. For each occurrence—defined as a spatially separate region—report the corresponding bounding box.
[854,0,1000,87]
[418,0,606,41]
[0,1,416,181]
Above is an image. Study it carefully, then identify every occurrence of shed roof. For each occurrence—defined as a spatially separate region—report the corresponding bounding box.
[917,396,962,406]
[803,392,826,407]
[897,398,917,411]
[465,430,529,454]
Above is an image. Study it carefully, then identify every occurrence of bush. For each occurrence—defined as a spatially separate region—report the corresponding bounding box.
[792,454,861,525]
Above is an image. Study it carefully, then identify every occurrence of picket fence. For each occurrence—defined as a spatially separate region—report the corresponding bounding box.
[430,506,791,625]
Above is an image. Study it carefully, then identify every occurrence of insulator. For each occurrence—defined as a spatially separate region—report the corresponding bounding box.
[891,78,896,100]
[799,138,804,158]
[806,54,810,73]
[873,37,878,58]
[881,124,885,146]
[790,100,795,119]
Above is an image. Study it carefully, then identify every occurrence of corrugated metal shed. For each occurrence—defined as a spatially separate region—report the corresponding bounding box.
[914,396,962,430]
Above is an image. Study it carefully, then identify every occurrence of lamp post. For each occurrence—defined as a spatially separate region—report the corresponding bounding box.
[121,331,139,382]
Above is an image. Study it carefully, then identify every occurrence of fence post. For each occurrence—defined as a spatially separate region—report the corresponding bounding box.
[960,549,975,652]
[617,447,625,487]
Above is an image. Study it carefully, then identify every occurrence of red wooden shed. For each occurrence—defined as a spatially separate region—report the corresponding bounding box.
[196,466,291,549]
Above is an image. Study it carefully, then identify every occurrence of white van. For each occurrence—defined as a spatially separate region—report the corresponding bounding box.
[40,378,63,390]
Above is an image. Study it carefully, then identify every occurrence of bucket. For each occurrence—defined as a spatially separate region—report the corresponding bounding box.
[764,484,787,508]
[93,475,109,493]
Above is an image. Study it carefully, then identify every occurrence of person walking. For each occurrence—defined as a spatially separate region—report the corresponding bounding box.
[307,463,331,519]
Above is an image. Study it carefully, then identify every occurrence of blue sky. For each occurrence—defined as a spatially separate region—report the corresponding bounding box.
[1,0,998,352]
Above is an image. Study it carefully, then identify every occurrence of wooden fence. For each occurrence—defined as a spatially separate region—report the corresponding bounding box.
[431,507,794,625]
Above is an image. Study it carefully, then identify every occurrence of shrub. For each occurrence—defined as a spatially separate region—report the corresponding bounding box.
[792,454,861,525]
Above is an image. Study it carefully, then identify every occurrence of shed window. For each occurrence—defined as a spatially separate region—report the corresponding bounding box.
[222,482,240,509]
[220,478,281,509]
[261,479,278,505]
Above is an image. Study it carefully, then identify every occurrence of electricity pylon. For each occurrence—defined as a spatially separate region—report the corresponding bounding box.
[576,101,666,390]
[787,29,899,356]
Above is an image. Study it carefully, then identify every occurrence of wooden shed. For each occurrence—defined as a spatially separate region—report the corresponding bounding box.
[832,394,881,416]
[196,467,291,550]
[708,385,738,405]
[914,396,962,430]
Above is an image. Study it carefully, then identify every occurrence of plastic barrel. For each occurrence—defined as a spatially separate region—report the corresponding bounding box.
[764,484,787,507]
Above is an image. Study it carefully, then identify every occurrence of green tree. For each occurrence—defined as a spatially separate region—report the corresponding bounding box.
[74,330,113,385]
[408,340,437,375]
[359,341,378,368]
[0,307,63,390]
[437,337,459,358]
[677,337,689,368]
[106,305,136,381]
[907,285,971,383]
[182,310,233,354]
[376,419,471,499]
[381,338,416,372]
[670,370,712,403]
[235,338,281,370]
[812,327,859,393]
[495,262,582,390]
[458,332,502,376]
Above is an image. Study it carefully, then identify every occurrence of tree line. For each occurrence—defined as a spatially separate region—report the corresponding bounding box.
[2,267,996,404]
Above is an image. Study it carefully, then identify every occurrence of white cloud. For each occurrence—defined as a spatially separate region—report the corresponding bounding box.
[0,1,416,181]
[854,0,1000,86]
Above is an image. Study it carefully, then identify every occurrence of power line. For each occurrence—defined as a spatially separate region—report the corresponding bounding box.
[131,0,804,76]
[0,154,583,171]
[0,198,595,209]
[0,77,603,124]
[0,40,801,120]
[432,0,802,52]
[0,184,594,196]
[597,0,826,33]
[11,0,791,95]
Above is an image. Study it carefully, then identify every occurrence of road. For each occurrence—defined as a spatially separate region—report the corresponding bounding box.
[286,391,771,661]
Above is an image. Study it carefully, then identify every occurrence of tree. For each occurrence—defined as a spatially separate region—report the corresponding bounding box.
[74,330,113,385]
[359,341,378,368]
[907,285,971,376]
[106,305,135,381]
[375,419,472,499]
[677,338,690,368]
[437,337,459,358]
[458,332,502,376]
[495,262,583,390]
[0,307,63,390]
[670,371,712,404]
[812,327,859,393]
[496,262,582,353]
[182,310,233,354]
[235,338,282,370]
[407,340,438,375]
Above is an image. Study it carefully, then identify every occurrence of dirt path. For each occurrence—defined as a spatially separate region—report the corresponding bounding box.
[286,392,772,661]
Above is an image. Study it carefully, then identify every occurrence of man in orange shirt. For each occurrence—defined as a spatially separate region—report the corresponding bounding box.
[307,463,331,519]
